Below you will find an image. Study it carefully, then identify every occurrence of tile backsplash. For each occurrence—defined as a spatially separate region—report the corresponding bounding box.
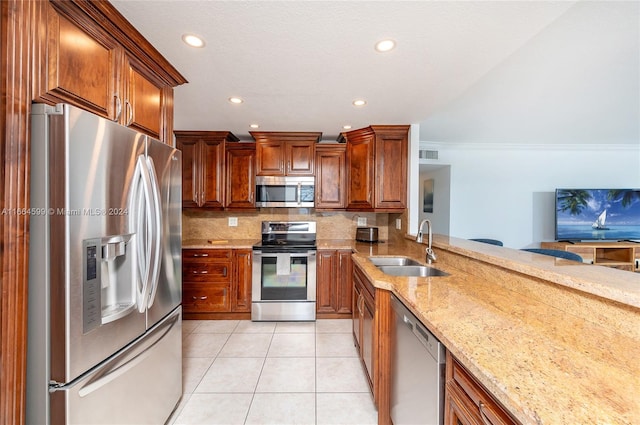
[182,209,392,241]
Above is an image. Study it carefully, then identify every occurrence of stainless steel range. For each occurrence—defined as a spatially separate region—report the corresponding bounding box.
[252,221,317,321]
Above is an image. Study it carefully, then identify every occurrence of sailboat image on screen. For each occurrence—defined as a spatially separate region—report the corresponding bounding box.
[592,210,610,230]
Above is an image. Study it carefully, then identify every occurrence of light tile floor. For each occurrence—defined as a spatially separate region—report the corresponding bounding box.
[168,319,378,425]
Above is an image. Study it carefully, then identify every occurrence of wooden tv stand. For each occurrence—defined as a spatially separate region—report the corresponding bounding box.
[541,241,639,273]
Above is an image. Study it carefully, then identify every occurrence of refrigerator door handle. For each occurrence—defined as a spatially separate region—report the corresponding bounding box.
[144,156,163,308]
[131,155,154,313]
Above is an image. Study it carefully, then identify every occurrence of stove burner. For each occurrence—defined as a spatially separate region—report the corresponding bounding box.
[254,220,317,251]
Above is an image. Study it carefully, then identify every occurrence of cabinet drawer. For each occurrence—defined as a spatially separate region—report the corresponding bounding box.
[448,355,515,425]
[182,261,231,282]
[183,249,231,261]
[354,263,375,299]
[183,283,230,312]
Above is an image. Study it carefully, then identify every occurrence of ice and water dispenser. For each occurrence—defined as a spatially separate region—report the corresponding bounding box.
[82,234,135,333]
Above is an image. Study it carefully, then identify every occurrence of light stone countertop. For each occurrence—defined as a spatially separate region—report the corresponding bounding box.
[351,235,640,425]
[181,235,640,424]
[182,239,258,249]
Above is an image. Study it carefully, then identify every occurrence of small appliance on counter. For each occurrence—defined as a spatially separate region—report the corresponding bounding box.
[356,226,379,243]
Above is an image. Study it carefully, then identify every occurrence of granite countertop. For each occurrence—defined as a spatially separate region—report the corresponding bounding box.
[351,235,640,425]
[182,239,258,249]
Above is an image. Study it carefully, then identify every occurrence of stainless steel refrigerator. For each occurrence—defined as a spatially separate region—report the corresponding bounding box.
[27,103,183,424]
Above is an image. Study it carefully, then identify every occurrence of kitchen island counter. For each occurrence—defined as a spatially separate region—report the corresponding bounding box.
[351,235,639,425]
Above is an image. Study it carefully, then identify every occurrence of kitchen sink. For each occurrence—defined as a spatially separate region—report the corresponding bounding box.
[377,265,449,277]
[369,256,423,267]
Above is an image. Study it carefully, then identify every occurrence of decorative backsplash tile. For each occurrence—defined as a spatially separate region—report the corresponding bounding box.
[182,209,391,241]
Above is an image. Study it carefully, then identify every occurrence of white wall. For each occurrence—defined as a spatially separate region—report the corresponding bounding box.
[418,1,639,145]
[416,143,639,248]
[417,165,451,236]
[408,1,640,248]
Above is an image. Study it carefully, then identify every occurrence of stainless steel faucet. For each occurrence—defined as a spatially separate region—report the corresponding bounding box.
[416,219,437,264]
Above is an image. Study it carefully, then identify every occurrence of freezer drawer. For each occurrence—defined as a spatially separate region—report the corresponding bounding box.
[51,307,182,424]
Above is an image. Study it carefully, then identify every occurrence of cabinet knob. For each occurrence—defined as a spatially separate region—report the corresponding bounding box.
[193,253,209,257]
[193,270,208,274]
[478,402,495,425]
[192,296,208,300]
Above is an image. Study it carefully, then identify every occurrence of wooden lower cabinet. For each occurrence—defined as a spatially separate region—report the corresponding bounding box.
[182,248,252,318]
[352,263,393,425]
[445,351,517,425]
[232,249,252,312]
[317,249,352,317]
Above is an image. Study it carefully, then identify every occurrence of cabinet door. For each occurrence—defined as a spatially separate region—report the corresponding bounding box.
[200,139,225,209]
[226,144,256,209]
[374,128,408,210]
[336,250,353,314]
[122,54,164,139]
[445,385,481,425]
[256,140,285,176]
[177,138,200,208]
[315,145,346,210]
[232,249,252,312]
[353,285,362,351]
[346,134,375,210]
[286,140,315,176]
[35,3,118,120]
[316,250,337,313]
[362,292,375,389]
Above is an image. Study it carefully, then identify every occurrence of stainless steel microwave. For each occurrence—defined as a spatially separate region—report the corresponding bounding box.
[255,176,315,208]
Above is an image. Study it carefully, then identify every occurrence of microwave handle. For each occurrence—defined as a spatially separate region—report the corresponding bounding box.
[297,182,302,205]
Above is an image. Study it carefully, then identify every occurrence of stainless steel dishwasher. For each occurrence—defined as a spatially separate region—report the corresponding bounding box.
[390,294,445,425]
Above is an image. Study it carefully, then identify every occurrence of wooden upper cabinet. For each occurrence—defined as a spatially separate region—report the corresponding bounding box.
[374,127,408,210]
[175,131,239,209]
[34,4,119,120]
[121,54,165,139]
[251,132,321,176]
[225,143,256,210]
[33,1,186,143]
[315,144,347,210]
[344,129,375,210]
[341,125,409,212]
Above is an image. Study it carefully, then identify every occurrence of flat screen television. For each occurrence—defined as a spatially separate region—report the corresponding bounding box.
[555,189,640,241]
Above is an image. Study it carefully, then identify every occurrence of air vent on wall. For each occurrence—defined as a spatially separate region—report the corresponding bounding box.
[419,149,438,160]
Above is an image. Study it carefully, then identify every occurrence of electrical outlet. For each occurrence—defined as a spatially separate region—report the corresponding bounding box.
[396,218,402,230]
[357,217,367,226]
[228,217,238,227]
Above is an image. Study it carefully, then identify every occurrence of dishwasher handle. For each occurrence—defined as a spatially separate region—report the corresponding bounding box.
[392,294,444,364]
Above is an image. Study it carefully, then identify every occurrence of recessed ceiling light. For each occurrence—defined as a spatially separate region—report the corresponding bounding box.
[343,125,352,130]
[250,124,259,129]
[375,39,396,52]
[228,97,244,104]
[182,34,205,48]
[352,99,366,107]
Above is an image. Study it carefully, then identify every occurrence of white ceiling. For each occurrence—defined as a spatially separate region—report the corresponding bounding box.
[111,1,590,141]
